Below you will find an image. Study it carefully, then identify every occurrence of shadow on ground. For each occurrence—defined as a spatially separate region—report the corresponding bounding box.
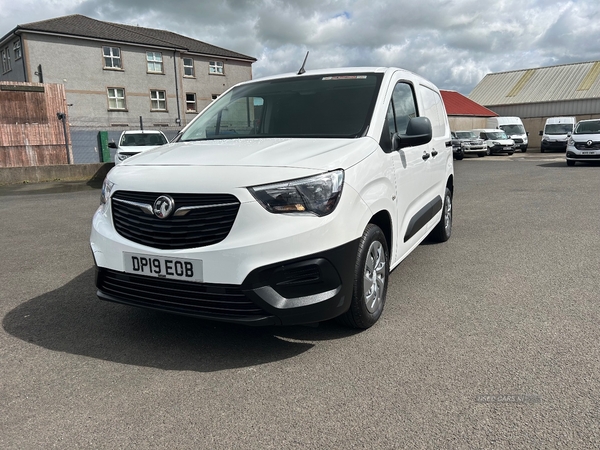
[3,268,359,372]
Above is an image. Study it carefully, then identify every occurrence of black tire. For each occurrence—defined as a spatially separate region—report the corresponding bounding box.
[566,159,576,166]
[338,224,389,329]
[455,154,464,160]
[429,187,453,243]
[478,152,485,157]
[508,152,514,156]
[522,147,527,153]
[486,147,491,156]
[540,148,545,153]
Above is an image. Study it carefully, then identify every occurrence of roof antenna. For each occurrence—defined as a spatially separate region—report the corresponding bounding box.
[297,51,309,75]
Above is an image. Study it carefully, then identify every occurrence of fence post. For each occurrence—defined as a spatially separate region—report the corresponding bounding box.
[97,131,110,163]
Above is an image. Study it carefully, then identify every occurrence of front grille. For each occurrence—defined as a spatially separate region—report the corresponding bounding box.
[513,138,523,144]
[97,268,267,317]
[111,191,240,250]
[575,141,600,150]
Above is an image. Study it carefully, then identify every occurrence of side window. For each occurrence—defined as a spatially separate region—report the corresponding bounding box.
[391,83,417,135]
[381,82,417,152]
[420,86,447,138]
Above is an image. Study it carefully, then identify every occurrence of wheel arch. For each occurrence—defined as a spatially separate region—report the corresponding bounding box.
[369,210,393,259]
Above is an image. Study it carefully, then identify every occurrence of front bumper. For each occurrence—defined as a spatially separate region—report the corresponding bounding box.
[541,140,567,151]
[95,239,359,325]
[489,144,515,154]
[566,149,600,162]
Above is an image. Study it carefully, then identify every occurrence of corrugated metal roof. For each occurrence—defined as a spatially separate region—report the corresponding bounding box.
[9,14,256,61]
[468,61,600,106]
[440,90,497,117]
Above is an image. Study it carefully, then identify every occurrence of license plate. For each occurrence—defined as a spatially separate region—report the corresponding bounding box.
[581,151,596,155]
[504,147,513,150]
[124,252,203,282]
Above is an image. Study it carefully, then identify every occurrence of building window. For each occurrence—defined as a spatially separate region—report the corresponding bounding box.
[13,40,21,60]
[183,58,194,77]
[2,47,11,73]
[103,46,122,69]
[186,93,197,112]
[107,87,126,110]
[147,52,163,73]
[150,90,167,110]
[209,61,224,74]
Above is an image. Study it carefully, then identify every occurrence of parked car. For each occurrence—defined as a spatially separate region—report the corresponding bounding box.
[109,130,169,164]
[486,116,528,152]
[566,119,600,166]
[91,67,454,329]
[451,131,487,159]
[473,129,515,155]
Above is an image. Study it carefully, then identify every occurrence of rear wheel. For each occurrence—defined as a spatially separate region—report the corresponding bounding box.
[338,224,389,329]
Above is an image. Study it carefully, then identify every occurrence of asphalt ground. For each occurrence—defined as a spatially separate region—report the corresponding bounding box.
[1,152,599,449]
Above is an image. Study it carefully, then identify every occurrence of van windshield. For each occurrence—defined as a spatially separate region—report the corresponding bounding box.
[486,131,508,140]
[456,131,476,139]
[545,124,573,135]
[574,121,600,134]
[499,124,525,135]
[177,73,383,141]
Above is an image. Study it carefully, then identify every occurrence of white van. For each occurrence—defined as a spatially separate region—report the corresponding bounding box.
[539,117,576,153]
[566,119,600,166]
[486,117,528,152]
[90,67,455,329]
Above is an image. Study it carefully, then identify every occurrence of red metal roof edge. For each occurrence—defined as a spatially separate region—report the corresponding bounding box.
[440,90,498,117]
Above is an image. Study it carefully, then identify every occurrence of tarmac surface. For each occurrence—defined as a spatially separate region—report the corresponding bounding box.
[1,152,599,449]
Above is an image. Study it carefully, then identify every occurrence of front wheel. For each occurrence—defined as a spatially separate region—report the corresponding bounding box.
[566,159,576,166]
[338,224,389,329]
[486,147,491,156]
[429,187,453,243]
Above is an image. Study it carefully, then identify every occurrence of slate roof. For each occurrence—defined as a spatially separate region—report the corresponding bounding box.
[440,90,497,117]
[7,14,255,61]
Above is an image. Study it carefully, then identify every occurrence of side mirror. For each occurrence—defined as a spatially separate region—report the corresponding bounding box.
[108,142,117,149]
[393,117,432,150]
[539,130,543,136]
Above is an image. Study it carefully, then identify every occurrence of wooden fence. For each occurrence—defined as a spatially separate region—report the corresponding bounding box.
[0,82,72,167]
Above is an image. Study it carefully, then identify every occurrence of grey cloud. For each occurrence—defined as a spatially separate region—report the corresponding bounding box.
[2,0,599,94]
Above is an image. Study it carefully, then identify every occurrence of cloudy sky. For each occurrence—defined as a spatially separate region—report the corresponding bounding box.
[1,0,599,94]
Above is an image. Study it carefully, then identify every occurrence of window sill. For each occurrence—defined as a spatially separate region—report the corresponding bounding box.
[150,109,168,113]
[103,67,124,71]
[108,109,129,112]
[209,72,225,76]
[147,71,165,75]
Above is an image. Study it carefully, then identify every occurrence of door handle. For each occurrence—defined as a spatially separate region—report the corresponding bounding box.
[422,152,431,160]
[431,150,438,157]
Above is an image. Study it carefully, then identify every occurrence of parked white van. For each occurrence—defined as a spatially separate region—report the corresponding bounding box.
[539,117,576,153]
[486,117,528,152]
[90,67,455,329]
[566,118,600,166]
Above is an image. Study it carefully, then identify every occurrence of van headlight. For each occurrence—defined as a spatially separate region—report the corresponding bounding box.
[567,138,575,146]
[100,177,114,205]
[249,170,344,217]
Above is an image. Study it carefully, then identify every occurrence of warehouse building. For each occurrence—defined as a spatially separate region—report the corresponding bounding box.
[468,60,600,149]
